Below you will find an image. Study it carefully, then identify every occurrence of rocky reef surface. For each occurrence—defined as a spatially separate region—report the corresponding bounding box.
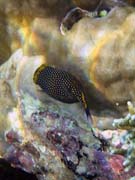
[112,102,135,171]
[0,0,135,180]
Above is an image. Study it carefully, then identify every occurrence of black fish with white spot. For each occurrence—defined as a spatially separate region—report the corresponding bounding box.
[33,64,93,125]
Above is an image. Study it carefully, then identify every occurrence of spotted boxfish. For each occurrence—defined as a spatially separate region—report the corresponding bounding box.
[33,64,93,125]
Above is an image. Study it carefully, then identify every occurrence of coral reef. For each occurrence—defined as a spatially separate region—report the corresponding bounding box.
[113,102,135,171]
[99,101,135,177]
[0,1,135,179]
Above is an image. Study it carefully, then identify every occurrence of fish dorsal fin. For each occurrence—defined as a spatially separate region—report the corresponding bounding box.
[33,64,47,84]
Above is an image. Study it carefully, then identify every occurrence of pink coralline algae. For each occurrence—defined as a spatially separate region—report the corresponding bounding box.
[4,144,35,172]
[5,130,22,144]
[46,128,115,179]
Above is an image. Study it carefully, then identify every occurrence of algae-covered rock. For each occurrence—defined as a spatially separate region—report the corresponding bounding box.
[112,102,135,171]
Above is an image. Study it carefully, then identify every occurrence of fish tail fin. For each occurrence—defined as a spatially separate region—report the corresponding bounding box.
[85,107,98,138]
[85,106,93,126]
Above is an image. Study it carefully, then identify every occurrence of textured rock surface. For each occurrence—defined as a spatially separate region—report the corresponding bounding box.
[112,102,135,171]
